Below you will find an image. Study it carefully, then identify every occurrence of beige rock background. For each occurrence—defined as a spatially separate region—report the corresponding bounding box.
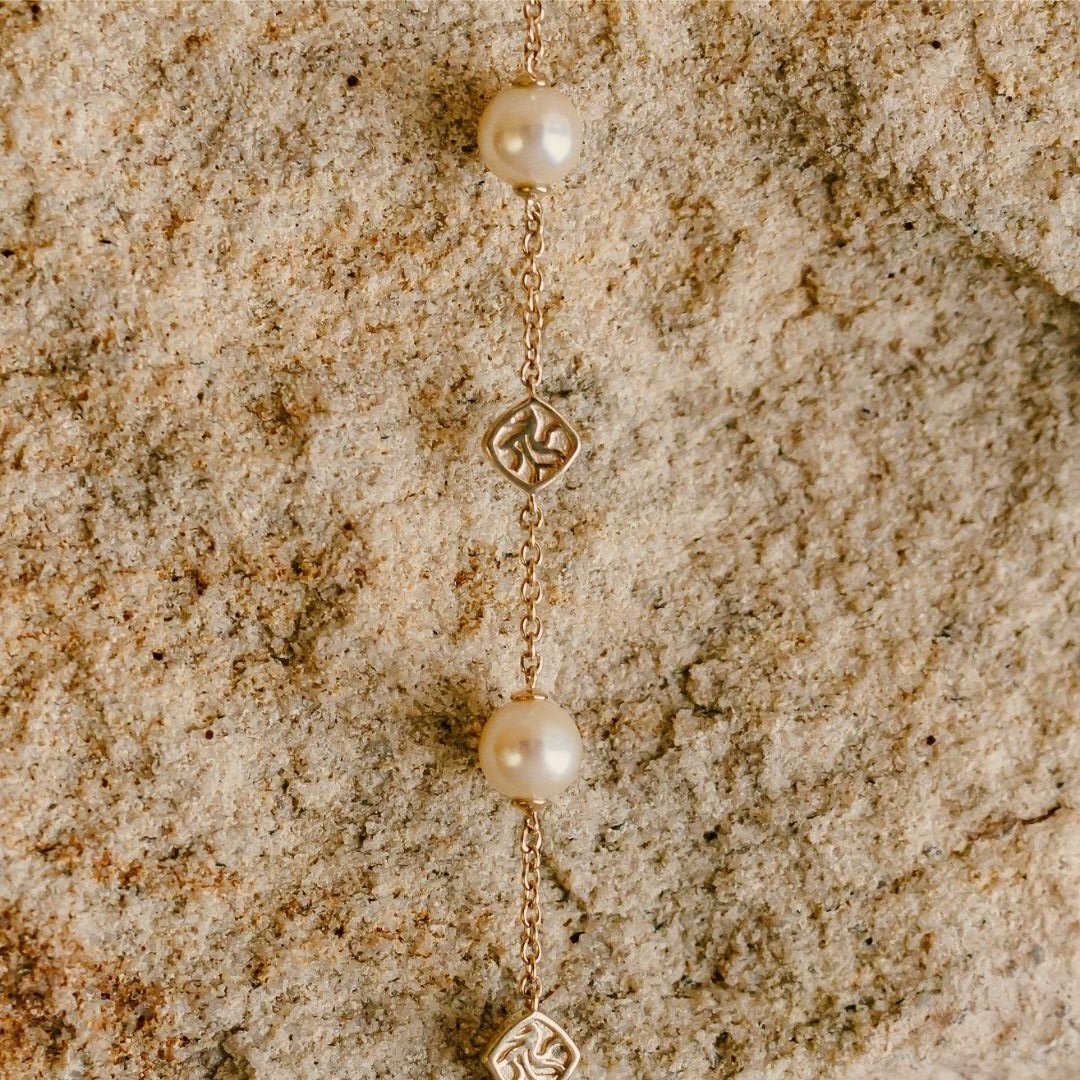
[0,0,1077,1077]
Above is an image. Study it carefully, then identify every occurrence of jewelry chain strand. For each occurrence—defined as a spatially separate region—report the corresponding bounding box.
[519,494,544,689]
[517,112,547,691]
[515,0,548,1023]
[522,0,545,80]
[519,193,545,391]
[518,803,544,1011]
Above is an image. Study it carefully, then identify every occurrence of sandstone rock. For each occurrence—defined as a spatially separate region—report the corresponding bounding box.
[0,3,1075,1077]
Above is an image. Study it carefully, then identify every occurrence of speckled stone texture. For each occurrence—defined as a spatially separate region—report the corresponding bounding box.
[0,1,1077,1078]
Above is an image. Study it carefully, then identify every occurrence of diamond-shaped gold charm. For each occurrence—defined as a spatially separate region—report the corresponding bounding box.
[483,394,581,493]
[483,1010,581,1080]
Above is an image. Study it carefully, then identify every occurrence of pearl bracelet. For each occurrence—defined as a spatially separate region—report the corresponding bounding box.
[470,4,588,1078]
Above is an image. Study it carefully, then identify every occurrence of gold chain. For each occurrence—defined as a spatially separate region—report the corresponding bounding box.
[516,32,548,692]
[518,494,544,690]
[518,802,544,1011]
[506,0,552,1025]
[519,193,545,391]
[518,3,547,1005]
[522,0,545,80]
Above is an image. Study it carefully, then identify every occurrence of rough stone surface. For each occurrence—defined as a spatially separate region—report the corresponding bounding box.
[0,2,1077,1078]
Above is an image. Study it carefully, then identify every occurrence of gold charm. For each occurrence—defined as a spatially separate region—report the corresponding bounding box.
[483,394,581,493]
[483,1010,581,1080]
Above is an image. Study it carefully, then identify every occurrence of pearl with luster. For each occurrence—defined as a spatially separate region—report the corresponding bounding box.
[478,696,583,801]
[478,84,583,188]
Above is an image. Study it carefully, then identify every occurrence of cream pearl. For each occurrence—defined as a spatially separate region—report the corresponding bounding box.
[478,84,583,188]
[479,696,583,801]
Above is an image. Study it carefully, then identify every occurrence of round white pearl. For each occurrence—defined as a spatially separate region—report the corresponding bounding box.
[478,696,584,801]
[478,84,583,188]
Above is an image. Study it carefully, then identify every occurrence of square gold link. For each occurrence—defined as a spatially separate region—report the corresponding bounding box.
[483,1010,581,1080]
[483,394,581,494]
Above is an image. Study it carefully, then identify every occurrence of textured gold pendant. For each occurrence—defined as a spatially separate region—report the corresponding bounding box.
[483,394,581,493]
[483,1010,581,1080]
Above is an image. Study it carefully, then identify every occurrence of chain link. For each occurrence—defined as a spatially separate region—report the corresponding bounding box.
[519,193,545,392]
[518,803,544,1011]
[522,0,545,81]
[519,494,544,689]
